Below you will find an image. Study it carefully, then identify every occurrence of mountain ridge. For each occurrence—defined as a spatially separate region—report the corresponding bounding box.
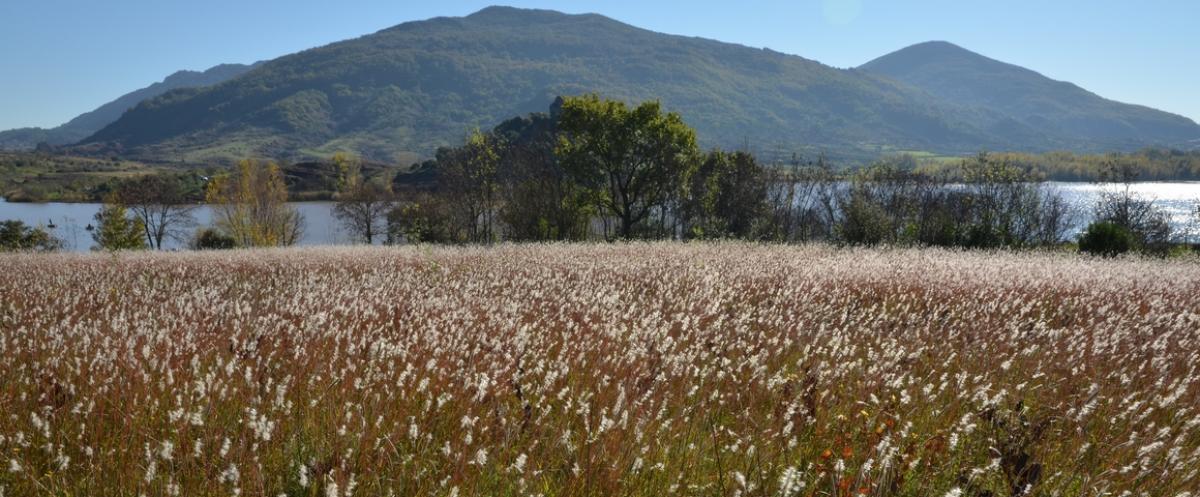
[859,41,1200,149]
[74,6,1200,164]
[0,63,258,150]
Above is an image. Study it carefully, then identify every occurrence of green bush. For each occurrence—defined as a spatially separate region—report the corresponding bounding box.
[1078,221,1134,257]
[0,220,62,252]
[837,193,892,246]
[191,228,237,250]
[385,195,465,245]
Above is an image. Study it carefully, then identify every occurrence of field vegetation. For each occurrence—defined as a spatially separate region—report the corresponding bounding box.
[0,243,1197,496]
[0,153,172,203]
[0,152,401,204]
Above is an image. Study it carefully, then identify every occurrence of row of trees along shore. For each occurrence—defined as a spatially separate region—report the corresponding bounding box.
[1,95,1196,256]
[0,160,305,252]
[915,148,1200,182]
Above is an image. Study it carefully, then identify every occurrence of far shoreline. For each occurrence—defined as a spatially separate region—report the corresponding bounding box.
[7,180,1200,204]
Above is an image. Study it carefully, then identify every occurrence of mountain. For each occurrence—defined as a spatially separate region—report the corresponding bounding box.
[0,63,257,150]
[78,7,1015,164]
[78,7,1198,164]
[859,41,1200,150]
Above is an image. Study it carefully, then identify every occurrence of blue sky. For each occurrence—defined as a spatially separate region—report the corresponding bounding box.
[1,0,1196,130]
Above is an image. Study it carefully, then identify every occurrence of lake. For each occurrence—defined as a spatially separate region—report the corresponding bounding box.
[2,182,1199,251]
[1044,181,1200,239]
[0,201,353,251]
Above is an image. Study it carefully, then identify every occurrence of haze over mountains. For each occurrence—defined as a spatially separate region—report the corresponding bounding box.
[0,63,256,150]
[6,6,1198,163]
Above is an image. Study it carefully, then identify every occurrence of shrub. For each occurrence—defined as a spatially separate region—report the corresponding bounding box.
[385,194,465,244]
[1078,221,1134,257]
[0,219,62,252]
[837,192,892,246]
[191,228,237,250]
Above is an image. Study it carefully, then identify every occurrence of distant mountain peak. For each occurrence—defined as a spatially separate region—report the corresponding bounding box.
[861,42,1200,146]
[461,5,614,26]
[861,41,1021,74]
[897,40,970,53]
[467,5,546,17]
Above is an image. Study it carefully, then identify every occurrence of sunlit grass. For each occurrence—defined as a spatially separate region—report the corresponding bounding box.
[0,243,1197,496]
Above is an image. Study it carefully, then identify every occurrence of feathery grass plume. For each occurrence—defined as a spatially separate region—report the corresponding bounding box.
[0,243,1196,495]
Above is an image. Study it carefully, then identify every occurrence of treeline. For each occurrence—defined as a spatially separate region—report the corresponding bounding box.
[380,96,834,244]
[355,96,1192,255]
[3,95,1196,256]
[917,148,1200,182]
[0,160,306,252]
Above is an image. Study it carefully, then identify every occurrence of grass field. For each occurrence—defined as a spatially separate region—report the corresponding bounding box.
[0,152,404,203]
[0,244,1197,496]
[0,153,166,202]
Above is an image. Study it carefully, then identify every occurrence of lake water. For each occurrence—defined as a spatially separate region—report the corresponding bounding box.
[0,201,353,251]
[2,182,1199,251]
[1044,181,1200,239]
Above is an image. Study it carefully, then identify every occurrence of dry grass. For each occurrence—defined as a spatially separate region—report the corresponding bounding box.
[0,243,1197,497]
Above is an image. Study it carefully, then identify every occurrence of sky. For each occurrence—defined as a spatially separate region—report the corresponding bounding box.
[0,0,1197,130]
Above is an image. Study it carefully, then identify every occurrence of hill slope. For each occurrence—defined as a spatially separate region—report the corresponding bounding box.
[80,7,1016,164]
[0,63,256,150]
[859,41,1200,150]
[80,7,1198,164]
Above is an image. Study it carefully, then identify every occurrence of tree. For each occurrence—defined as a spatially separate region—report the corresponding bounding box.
[556,95,699,239]
[0,220,61,252]
[332,154,394,244]
[435,130,501,243]
[390,102,592,245]
[92,200,147,251]
[761,153,839,243]
[386,193,466,245]
[836,189,894,246]
[1094,159,1172,253]
[682,150,768,239]
[332,152,357,193]
[115,175,196,249]
[205,160,303,247]
[959,152,1048,248]
[834,162,934,246]
[494,107,592,242]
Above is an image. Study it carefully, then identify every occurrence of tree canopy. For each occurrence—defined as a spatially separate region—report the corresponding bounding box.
[205,160,303,247]
[556,95,698,238]
[92,202,147,251]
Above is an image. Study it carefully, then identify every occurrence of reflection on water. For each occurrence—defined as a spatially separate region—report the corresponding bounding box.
[1046,182,1200,239]
[2,182,1199,251]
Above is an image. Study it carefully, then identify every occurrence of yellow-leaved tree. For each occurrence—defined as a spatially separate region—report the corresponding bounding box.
[205,159,303,247]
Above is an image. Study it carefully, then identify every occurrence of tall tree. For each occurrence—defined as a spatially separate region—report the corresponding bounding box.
[556,95,698,239]
[92,199,147,251]
[205,160,303,247]
[494,107,592,242]
[116,175,196,249]
[332,153,394,244]
[436,130,501,243]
